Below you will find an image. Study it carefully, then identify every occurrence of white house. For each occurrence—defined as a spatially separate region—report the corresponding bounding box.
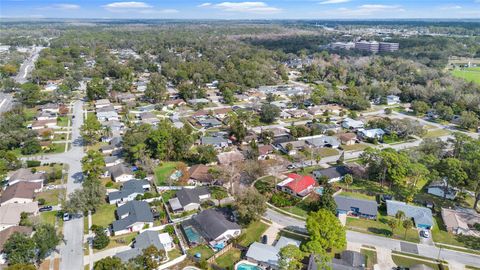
[159,233,175,251]
[386,95,401,105]
[109,164,134,183]
[342,118,364,130]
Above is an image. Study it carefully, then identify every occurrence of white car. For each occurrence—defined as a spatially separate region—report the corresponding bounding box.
[421,230,430,238]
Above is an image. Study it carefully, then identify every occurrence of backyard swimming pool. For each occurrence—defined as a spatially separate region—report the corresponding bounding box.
[183,226,202,244]
[236,263,261,270]
[314,186,324,195]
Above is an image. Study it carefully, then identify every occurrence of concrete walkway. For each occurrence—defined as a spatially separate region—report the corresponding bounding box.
[375,247,396,270]
[263,222,281,245]
[83,246,131,265]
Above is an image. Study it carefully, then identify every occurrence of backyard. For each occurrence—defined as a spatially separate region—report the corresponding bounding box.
[155,161,183,186]
[187,245,215,261]
[214,248,242,269]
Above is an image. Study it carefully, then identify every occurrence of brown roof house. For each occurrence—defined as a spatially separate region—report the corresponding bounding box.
[7,168,46,187]
[217,151,245,165]
[338,133,357,146]
[0,182,41,206]
[0,202,38,231]
[188,165,214,185]
[441,208,480,236]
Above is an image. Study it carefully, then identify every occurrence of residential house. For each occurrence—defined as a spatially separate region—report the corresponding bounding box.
[181,208,241,247]
[109,164,134,182]
[258,145,274,160]
[279,110,292,119]
[304,135,340,148]
[114,92,136,103]
[338,133,357,145]
[277,173,316,197]
[308,250,366,270]
[358,128,385,141]
[309,122,341,134]
[168,187,210,212]
[108,180,151,205]
[112,201,154,235]
[386,95,401,105]
[6,168,45,187]
[0,182,41,206]
[137,104,156,113]
[102,120,125,135]
[441,208,480,236]
[277,140,307,155]
[427,180,457,200]
[96,106,119,122]
[318,104,343,115]
[0,226,33,264]
[246,236,301,269]
[31,119,57,130]
[188,98,209,105]
[35,111,57,121]
[139,112,159,125]
[334,196,378,219]
[212,108,231,120]
[386,200,433,229]
[200,136,230,148]
[313,166,349,183]
[198,118,222,128]
[100,144,119,155]
[95,99,111,109]
[165,99,186,108]
[342,118,364,130]
[0,202,38,231]
[104,155,124,167]
[39,103,59,114]
[188,165,214,185]
[217,151,244,165]
[35,128,54,140]
[115,230,174,262]
[288,109,311,119]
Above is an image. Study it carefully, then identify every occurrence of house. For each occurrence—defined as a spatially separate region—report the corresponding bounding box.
[358,128,385,140]
[217,151,244,165]
[386,200,433,229]
[304,135,340,148]
[96,106,119,122]
[334,196,378,219]
[6,168,45,187]
[115,230,174,262]
[309,122,341,134]
[386,95,401,105]
[102,120,125,135]
[246,236,301,269]
[31,119,57,130]
[200,136,230,148]
[112,201,154,235]
[427,180,457,200]
[165,99,186,108]
[308,250,366,270]
[181,208,241,247]
[35,128,54,140]
[0,182,41,206]
[188,164,214,185]
[276,173,316,197]
[95,99,111,109]
[0,226,33,264]
[338,133,357,145]
[139,112,159,125]
[342,118,364,130]
[168,187,210,212]
[109,164,134,182]
[288,109,311,118]
[108,180,151,205]
[277,140,307,155]
[0,202,38,231]
[39,103,59,114]
[35,111,57,121]
[313,166,349,183]
[100,144,119,155]
[104,155,124,167]
[258,145,274,160]
[198,118,222,128]
[188,98,209,105]
[114,92,136,103]
[441,208,480,236]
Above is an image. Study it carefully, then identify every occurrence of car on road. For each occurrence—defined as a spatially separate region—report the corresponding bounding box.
[39,206,53,212]
[287,164,296,170]
[420,230,430,238]
[63,213,71,221]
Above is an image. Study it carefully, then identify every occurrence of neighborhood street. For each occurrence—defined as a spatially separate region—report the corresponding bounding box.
[14,46,44,84]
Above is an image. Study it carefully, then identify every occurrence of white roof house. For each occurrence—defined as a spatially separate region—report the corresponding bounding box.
[342,118,364,130]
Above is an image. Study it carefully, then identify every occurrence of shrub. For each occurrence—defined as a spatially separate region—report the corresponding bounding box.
[37,198,46,205]
[26,160,41,167]
[270,192,299,207]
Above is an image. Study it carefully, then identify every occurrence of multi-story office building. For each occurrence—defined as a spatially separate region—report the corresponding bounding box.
[379,42,400,52]
[354,41,379,53]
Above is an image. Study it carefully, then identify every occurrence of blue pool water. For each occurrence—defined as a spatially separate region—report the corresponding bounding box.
[315,187,324,195]
[237,263,261,270]
[184,226,202,244]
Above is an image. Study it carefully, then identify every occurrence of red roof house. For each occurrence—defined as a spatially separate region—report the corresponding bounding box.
[277,173,316,197]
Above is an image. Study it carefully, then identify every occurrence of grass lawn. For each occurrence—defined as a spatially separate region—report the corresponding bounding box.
[168,249,183,260]
[95,233,138,252]
[36,189,65,206]
[341,143,369,152]
[333,179,391,197]
[40,210,59,226]
[423,129,450,138]
[317,148,339,157]
[187,245,214,261]
[154,162,182,186]
[57,116,70,127]
[87,204,116,232]
[346,214,420,243]
[47,143,68,154]
[361,248,377,269]
[161,190,178,202]
[238,221,269,247]
[451,68,480,85]
[210,186,229,200]
[215,248,242,269]
[281,205,309,218]
[391,254,445,270]
[414,192,474,210]
[53,133,67,141]
[338,191,376,200]
[431,216,467,248]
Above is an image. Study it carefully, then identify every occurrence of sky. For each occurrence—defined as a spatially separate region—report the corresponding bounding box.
[1,0,480,19]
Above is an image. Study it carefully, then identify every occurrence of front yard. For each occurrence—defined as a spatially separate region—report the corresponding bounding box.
[36,189,65,206]
[85,203,116,233]
[237,221,269,247]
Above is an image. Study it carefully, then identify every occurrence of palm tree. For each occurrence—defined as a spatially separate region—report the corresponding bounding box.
[395,210,406,226]
[402,219,414,240]
[387,219,397,236]
[344,174,353,191]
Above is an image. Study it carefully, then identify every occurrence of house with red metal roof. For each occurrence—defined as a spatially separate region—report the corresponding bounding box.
[276,173,316,197]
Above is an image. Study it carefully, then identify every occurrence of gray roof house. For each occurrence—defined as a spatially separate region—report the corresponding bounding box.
[358,128,385,140]
[108,180,151,205]
[308,250,366,270]
[115,230,163,262]
[198,118,222,128]
[168,187,211,212]
[342,118,364,130]
[109,164,134,183]
[7,168,46,186]
[305,135,340,148]
[313,166,349,183]
[200,136,230,148]
[112,201,154,235]
[334,196,378,218]
[386,200,433,229]
[246,236,301,269]
[104,155,123,167]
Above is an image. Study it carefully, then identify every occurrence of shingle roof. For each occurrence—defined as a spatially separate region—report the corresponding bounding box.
[246,242,279,267]
[108,180,150,201]
[109,164,132,179]
[112,201,153,232]
[8,168,45,183]
[314,166,348,179]
[201,136,228,146]
[175,187,210,207]
[334,196,378,216]
[0,182,40,204]
[185,209,240,241]
[386,200,433,227]
[189,165,213,183]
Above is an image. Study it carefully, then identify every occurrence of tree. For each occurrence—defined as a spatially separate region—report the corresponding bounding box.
[131,245,166,270]
[343,174,353,191]
[279,245,305,270]
[17,83,41,107]
[458,111,479,130]
[5,264,36,270]
[436,158,468,199]
[236,187,266,224]
[192,145,217,164]
[32,224,62,261]
[92,225,110,250]
[411,100,430,116]
[21,139,41,155]
[3,232,36,265]
[395,211,406,226]
[86,78,107,101]
[304,209,346,253]
[145,73,167,103]
[81,116,103,145]
[387,219,397,235]
[402,219,414,240]
[94,257,127,270]
[313,185,337,215]
[82,150,106,180]
[259,104,280,124]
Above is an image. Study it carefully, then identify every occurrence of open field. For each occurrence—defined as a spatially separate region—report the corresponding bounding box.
[451,67,480,84]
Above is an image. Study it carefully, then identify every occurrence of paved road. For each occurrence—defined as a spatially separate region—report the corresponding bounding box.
[28,100,85,270]
[14,46,44,84]
[264,209,480,268]
[0,93,14,115]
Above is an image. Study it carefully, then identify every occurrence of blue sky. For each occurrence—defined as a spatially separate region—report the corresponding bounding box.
[1,0,479,19]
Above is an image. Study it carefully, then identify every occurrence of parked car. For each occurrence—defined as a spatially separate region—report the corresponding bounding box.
[262,235,268,244]
[39,206,53,212]
[63,213,71,221]
[420,230,430,238]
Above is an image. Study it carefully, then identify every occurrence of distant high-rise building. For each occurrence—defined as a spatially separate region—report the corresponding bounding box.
[379,42,400,52]
[354,41,379,53]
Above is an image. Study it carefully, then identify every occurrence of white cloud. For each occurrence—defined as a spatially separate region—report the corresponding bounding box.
[38,3,80,10]
[103,2,152,9]
[198,3,212,7]
[206,2,281,14]
[438,4,462,10]
[319,0,350,4]
[336,4,405,16]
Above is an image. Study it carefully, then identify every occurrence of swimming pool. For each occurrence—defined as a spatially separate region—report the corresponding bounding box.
[183,226,202,244]
[314,187,324,195]
[236,263,261,270]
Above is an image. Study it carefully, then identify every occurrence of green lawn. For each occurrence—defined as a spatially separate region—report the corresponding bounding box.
[333,179,391,197]
[57,116,70,127]
[361,248,377,269]
[423,129,450,138]
[161,190,177,202]
[187,245,214,261]
[281,205,309,218]
[392,254,445,270]
[431,216,466,248]
[95,233,138,252]
[88,204,116,232]
[36,189,65,206]
[210,186,229,200]
[338,191,376,200]
[167,249,183,260]
[317,148,339,157]
[341,143,369,152]
[40,211,59,226]
[452,68,480,85]
[215,248,242,269]
[154,162,182,186]
[238,221,269,247]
